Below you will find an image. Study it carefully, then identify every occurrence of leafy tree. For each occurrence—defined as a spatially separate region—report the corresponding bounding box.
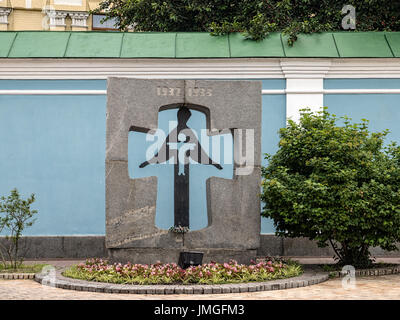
[93,0,400,44]
[261,108,400,267]
[0,189,37,270]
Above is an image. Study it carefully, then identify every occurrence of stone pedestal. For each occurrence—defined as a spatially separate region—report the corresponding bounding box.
[106,78,262,264]
[108,248,258,265]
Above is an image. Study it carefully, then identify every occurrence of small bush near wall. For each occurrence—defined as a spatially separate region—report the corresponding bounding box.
[94,0,400,44]
[0,189,38,270]
[261,108,400,268]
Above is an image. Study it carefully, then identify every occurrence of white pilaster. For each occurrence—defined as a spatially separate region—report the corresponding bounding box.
[281,60,331,123]
[69,12,89,28]
[285,78,324,123]
[0,7,11,25]
[46,10,68,30]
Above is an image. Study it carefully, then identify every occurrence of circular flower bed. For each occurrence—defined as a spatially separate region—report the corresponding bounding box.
[63,258,302,285]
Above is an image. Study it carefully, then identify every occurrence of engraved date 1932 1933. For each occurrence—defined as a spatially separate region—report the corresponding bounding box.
[156,87,213,97]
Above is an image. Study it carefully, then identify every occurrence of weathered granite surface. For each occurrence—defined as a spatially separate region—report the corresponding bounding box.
[106,78,261,263]
[108,248,258,265]
[2,235,397,259]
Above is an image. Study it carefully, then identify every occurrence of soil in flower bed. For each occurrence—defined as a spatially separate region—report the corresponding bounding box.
[63,258,303,285]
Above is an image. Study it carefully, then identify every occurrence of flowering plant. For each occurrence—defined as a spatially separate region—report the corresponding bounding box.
[168,225,190,234]
[63,257,302,285]
[169,225,190,247]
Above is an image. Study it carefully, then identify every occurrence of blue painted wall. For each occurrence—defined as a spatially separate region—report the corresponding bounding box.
[1,78,398,236]
[324,79,400,145]
[260,80,286,234]
[0,79,283,235]
[0,80,106,90]
[0,93,106,235]
[324,79,400,89]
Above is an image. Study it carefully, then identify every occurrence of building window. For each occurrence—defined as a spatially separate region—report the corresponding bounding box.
[54,0,83,5]
[92,14,119,31]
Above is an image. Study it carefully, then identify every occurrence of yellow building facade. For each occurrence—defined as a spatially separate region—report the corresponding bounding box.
[0,0,114,31]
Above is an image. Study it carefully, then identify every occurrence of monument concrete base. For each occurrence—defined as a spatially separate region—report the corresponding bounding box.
[107,248,258,265]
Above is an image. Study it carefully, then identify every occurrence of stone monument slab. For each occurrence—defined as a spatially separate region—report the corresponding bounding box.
[106,78,261,264]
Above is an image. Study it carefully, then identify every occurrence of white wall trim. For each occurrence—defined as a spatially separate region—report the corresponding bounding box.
[0,59,284,79]
[327,59,400,78]
[1,89,400,95]
[0,90,107,95]
[325,89,400,94]
[1,58,400,80]
[261,89,400,95]
[280,60,331,79]
[1,58,400,124]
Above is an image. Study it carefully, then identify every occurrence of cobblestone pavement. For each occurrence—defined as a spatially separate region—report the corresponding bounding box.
[0,258,398,300]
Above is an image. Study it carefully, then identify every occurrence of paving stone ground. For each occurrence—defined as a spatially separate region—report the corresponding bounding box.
[1,257,399,300]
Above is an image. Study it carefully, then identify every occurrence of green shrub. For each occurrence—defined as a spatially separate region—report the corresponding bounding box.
[261,108,400,268]
[0,189,38,270]
[93,0,400,44]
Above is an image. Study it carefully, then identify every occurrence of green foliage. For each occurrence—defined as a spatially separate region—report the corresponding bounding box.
[261,108,400,268]
[92,0,400,44]
[0,263,48,274]
[0,189,38,270]
[169,225,190,247]
[63,258,302,285]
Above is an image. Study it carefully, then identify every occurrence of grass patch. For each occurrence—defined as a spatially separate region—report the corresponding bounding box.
[63,258,303,285]
[0,263,49,274]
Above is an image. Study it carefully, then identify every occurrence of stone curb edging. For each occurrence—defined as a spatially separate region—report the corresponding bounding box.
[328,265,400,278]
[34,269,329,295]
[0,273,35,280]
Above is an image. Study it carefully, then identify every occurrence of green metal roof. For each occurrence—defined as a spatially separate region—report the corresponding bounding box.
[0,31,400,58]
